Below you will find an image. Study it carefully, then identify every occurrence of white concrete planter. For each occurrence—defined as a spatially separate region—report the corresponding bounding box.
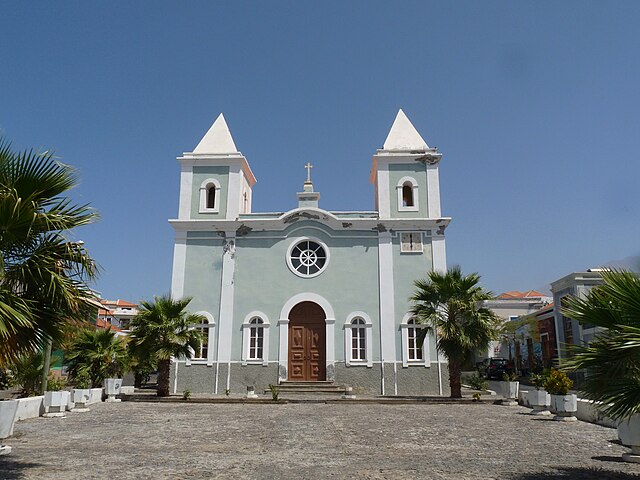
[550,393,577,421]
[104,378,122,402]
[72,389,92,409]
[88,388,103,405]
[44,391,70,415]
[0,400,19,439]
[618,414,640,463]
[15,396,45,421]
[499,381,519,405]
[528,389,551,415]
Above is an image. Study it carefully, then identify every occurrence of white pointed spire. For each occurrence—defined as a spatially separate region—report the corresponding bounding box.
[383,109,429,151]
[193,113,239,154]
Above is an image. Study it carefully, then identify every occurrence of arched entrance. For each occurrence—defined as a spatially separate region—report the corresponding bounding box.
[288,302,326,381]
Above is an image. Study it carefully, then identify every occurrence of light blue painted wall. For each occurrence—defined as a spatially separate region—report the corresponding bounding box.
[190,166,229,219]
[388,163,428,218]
[182,235,225,324]
[392,235,438,361]
[232,221,381,362]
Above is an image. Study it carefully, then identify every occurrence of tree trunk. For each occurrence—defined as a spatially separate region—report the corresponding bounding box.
[157,359,171,397]
[448,360,463,398]
[40,339,52,395]
[134,371,144,389]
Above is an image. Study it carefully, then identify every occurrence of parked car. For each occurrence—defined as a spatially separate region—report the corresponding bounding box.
[477,358,515,380]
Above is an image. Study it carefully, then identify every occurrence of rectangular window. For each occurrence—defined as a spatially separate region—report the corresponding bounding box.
[351,327,366,361]
[408,327,423,360]
[400,232,423,253]
[249,326,264,360]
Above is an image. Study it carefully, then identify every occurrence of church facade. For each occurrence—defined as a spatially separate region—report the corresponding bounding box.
[169,110,451,396]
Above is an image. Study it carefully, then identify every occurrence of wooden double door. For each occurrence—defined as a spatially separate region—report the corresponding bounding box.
[288,302,326,381]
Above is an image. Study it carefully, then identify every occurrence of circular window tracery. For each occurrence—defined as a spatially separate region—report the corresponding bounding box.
[287,239,329,278]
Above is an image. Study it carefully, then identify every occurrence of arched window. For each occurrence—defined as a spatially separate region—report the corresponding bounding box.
[199,178,221,213]
[186,312,215,366]
[351,318,366,361]
[402,183,414,207]
[249,317,264,360]
[401,314,429,367]
[242,312,270,365]
[207,185,216,209]
[396,177,419,212]
[343,312,373,367]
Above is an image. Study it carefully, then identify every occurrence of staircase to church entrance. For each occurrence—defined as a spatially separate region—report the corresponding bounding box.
[265,381,348,396]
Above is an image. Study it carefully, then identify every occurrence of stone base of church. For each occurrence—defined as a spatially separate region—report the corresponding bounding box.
[228,364,279,395]
[170,361,449,396]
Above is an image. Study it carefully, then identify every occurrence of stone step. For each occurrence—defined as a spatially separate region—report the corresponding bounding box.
[266,382,348,395]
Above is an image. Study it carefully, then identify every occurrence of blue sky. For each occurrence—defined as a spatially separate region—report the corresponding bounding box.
[1,1,639,301]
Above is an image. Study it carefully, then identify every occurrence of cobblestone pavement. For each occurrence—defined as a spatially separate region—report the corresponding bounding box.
[2,401,640,479]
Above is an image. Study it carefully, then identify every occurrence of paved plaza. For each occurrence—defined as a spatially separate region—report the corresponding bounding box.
[1,400,640,479]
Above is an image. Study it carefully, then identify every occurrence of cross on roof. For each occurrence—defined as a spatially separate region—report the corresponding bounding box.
[305,162,313,183]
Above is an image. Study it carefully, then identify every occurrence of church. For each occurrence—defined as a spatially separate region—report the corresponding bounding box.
[169,110,451,396]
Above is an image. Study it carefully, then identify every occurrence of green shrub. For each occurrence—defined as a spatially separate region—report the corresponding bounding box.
[182,388,191,400]
[465,372,488,391]
[46,375,66,391]
[529,373,547,390]
[268,384,280,401]
[0,367,14,390]
[12,352,44,397]
[545,368,573,395]
[71,370,91,389]
[502,371,519,382]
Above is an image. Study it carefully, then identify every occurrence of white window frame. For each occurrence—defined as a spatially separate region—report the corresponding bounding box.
[396,176,419,212]
[186,311,215,367]
[242,311,270,366]
[401,313,429,368]
[400,231,424,253]
[343,311,373,367]
[199,178,221,213]
[286,237,331,279]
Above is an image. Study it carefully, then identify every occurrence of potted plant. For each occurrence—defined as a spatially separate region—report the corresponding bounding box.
[527,372,551,415]
[545,368,577,422]
[71,370,92,411]
[43,375,69,417]
[499,371,519,406]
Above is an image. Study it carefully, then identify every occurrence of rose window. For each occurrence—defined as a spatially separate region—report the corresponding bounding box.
[288,240,328,277]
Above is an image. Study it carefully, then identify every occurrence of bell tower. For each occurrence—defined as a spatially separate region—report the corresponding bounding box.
[177,113,256,221]
[370,109,442,220]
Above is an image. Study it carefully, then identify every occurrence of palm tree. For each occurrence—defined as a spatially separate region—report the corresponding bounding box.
[562,269,640,420]
[65,327,129,388]
[0,138,98,365]
[129,295,204,397]
[411,266,500,398]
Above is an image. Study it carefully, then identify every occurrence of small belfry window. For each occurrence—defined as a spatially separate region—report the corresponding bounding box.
[207,185,216,209]
[248,317,264,360]
[407,318,422,361]
[402,183,414,207]
[396,177,419,212]
[351,318,366,361]
[199,178,221,213]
